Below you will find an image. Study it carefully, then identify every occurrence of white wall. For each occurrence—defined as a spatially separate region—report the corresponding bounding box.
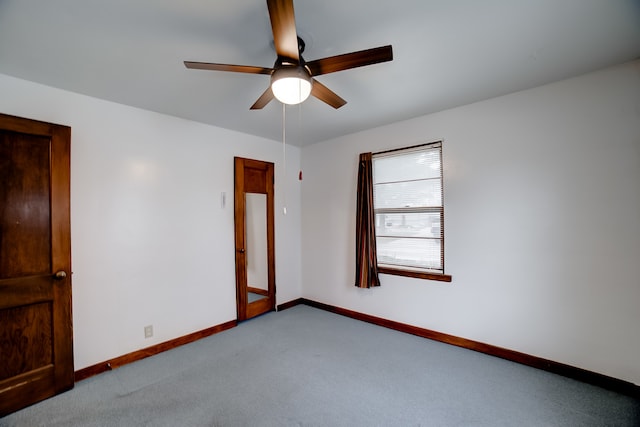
[2,59,638,384]
[301,60,640,384]
[0,74,302,370]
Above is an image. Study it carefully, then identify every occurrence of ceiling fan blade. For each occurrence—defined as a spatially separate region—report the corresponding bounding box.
[306,45,393,76]
[184,61,273,75]
[250,87,275,110]
[267,0,299,61]
[311,79,346,109]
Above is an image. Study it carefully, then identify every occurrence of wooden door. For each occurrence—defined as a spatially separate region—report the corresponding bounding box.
[0,113,73,416]
[234,157,275,321]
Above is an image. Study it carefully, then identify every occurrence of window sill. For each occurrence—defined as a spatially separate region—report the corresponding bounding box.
[378,266,452,282]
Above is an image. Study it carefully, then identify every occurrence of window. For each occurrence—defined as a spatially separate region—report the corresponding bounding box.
[372,142,451,281]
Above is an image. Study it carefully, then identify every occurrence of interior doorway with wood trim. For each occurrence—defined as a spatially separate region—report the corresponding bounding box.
[0,113,74,416]
[234,157,276,321]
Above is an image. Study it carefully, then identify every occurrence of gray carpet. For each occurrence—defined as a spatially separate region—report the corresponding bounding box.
[2,305,639,426]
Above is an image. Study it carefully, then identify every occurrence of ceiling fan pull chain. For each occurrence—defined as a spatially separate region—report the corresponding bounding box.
[282,103,287,216]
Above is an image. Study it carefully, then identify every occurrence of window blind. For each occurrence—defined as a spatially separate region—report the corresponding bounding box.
[373,142,444,273]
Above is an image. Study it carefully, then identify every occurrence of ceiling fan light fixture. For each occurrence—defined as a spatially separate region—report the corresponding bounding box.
[271,66,312,105]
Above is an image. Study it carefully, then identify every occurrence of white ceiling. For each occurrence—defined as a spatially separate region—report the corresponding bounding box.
[1,0,639,146]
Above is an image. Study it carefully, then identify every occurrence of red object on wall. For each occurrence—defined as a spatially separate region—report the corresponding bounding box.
[299,170,303,180]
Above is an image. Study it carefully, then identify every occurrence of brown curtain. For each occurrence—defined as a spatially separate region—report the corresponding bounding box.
[355,152,381,288]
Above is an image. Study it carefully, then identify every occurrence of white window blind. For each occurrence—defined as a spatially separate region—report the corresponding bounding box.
[373,142,445,273]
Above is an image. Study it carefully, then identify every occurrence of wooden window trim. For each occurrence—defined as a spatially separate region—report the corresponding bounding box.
[378,266,452,282]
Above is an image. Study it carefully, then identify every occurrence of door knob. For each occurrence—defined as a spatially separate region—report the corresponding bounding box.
[54,270,67,280]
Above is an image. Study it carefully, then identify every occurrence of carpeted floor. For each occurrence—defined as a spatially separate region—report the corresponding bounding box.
[2,305,639,426]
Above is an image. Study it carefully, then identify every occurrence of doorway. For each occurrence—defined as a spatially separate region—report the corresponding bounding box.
[0,113,74,416]
[234,157,276,321]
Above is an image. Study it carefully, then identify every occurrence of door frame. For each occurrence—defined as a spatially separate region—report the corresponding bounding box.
[234,157,276,321]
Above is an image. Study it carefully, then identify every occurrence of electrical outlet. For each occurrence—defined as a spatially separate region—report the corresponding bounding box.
[144,325,153,339]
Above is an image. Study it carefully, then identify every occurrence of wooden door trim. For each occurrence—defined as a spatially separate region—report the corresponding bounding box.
[234,157,248,320]
[234,157,276,321]
[49,119,74,392]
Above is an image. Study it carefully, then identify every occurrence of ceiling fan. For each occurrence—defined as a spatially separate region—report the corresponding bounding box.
[184,0,393,110]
